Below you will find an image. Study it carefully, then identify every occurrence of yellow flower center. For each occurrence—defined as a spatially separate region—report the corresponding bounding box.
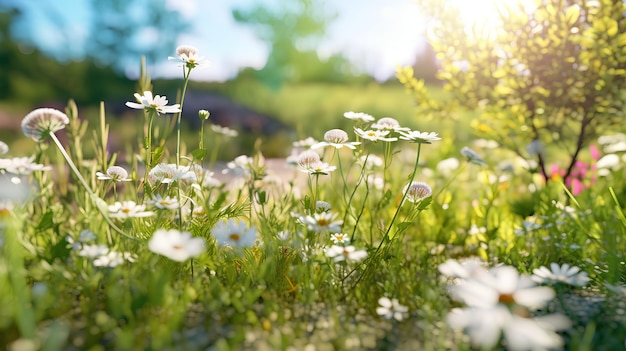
[317,218,328,226]
[229,233,241,241]
[498,293,515,304]
[367,131,376,136]
[122,208,131,213]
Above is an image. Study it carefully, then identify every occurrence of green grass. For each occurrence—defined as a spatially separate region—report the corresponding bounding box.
[1,73,626,351]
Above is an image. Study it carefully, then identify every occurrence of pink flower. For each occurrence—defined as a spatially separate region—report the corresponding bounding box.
[589,145,601,161]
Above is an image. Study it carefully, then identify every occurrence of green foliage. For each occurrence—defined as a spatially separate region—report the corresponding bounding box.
[404,0,626,183]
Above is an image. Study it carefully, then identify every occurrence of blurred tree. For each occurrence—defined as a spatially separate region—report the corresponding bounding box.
[87,0,189,72]
[233,0,349,88]
[412,42,439,84]
[398,0,626,183]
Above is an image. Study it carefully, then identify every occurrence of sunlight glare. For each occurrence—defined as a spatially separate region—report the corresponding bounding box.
[446,0,536,39]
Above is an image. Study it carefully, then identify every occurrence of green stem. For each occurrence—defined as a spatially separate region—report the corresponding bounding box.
[378,143,422,250]
[176,69,191,168]
[49,132,135,241]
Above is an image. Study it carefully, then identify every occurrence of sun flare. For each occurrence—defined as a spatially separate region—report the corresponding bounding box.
[445,0,536,39]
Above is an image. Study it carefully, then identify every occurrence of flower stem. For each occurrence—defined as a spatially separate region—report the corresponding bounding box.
[49,132,135,241]
[379,142,422,248]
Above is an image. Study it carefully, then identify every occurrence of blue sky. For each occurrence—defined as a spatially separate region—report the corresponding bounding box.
[7,0,428,81]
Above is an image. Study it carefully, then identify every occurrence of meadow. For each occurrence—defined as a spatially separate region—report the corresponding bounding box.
[1,45,626,351]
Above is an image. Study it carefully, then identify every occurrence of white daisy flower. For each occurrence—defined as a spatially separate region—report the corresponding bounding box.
[168,45,206,69]
[93,251,135,268]
[108,201,155,219]
[77,244,110,258]
[371,117,410,132]
[125,91,181,115]
[148,228,205,262]
[300,212,343,233]
[292,137,319,148]
[354,127,398,142]
[0,157,50,175]
[438,258,487,280]
[398,130,441,143]
[210,124,238,137]
[149,195,180,210]
[376,297,409,321]
[532,263,590,287]
[325,244,368,262]
[96,166,132,182]
[222,155,253,178]
[211,219,257,248]
[311,129,361,150]
[447,306,570,351]
[148,163,197,185]
[343,111,375,123]
[330,233,350,245]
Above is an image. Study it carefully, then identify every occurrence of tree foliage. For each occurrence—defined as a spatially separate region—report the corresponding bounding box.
[233,0,362,88]
[399,0,626,182]
[87,0,189,72]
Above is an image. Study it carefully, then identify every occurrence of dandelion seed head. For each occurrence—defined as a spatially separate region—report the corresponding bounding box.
[176,45,198,57]
[21,108,70,141]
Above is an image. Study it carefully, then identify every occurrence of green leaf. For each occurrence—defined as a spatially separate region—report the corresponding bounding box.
[37,211,55,231]
[191,148,207,161]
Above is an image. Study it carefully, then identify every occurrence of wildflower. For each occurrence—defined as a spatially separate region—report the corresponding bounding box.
[148,228,205,262]
[149,195,180,210]
[108,201,155,219]
[376,297,409,321]
[354,127,398,142]
[168,45,206,69]
[359,154,384,170]
[311,129,361,150]
[66,229,97,250]
[316,200,332,213]
[198,109,210,120]
[211,219,257,248]
[0,141,8,155]
[330,233,350,245]
[93,251,135,268]
[398,130,441,143]
[0,157,49,175]
[468,224,487,236]
[300,212,343,232]
[125,91,181,115]
[450,265,556,310]
[444,264,570,350]
[403,181,432,203]
[210,124,238,137]
[21,108,70,141]
[148,163,197,185]
[296,150,321,169]
[526,139,545,157]
[436,157,460,174]
[371,117,410,132]
[0,200,14,217]
[293,137,319,148]
[343,111,375,123]
[296,150,336,175]
[532,263,590,287]
[77,244,110,258]
[96,166,132,182]
[596,154,620,170]
[325,244,368,262]
[367,175,385,190]
[447,306,570,351]
[222,155,253,178]
[460,146,486,165]
[438,258,487,279]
